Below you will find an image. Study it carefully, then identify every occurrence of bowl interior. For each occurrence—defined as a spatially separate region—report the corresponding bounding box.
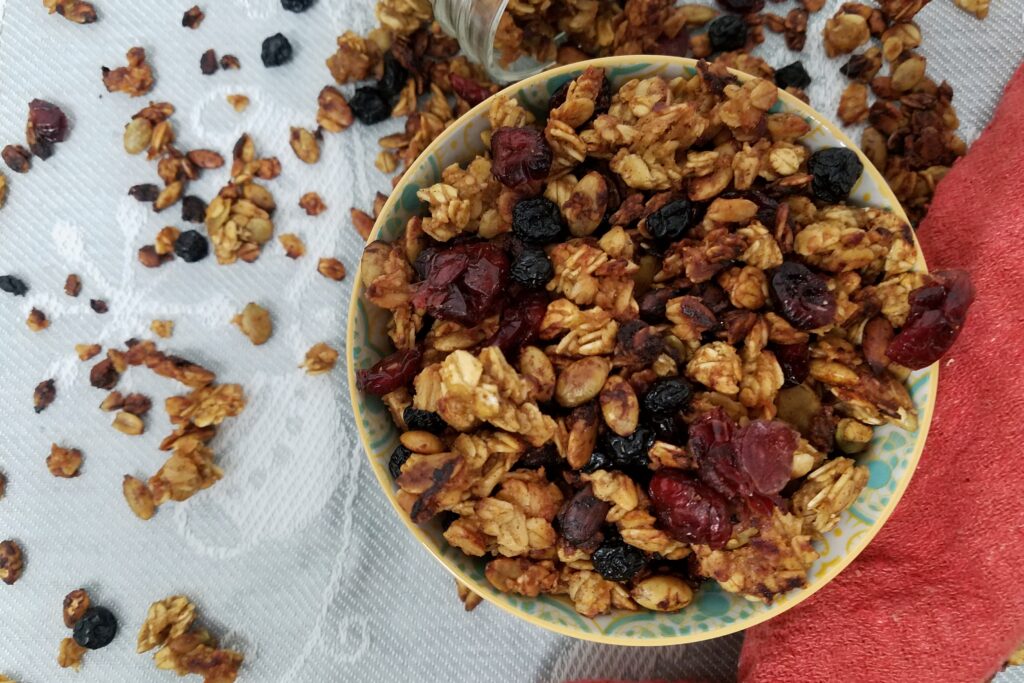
[347,56,937,645]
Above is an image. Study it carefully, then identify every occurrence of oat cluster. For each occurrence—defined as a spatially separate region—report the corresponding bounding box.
[137,596,243,683]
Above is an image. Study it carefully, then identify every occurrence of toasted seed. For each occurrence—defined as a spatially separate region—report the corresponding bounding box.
[123,475,155,520]
[400,430,445,454]
[351,207,374,240]
[226,94,249,112]
[556,357,612,408]
[123,117,153,155]
[299,192,326,216]
[154,181,183,211]
[100,391,124,412]
[112,411,144,435]
[232,302,273,345]
[317,257,346,281]
[75,343,101,361]
[599,375,640,437]
[186,149,225,169]
[630,576,694,612]
[279,233,305,259]
[289,127,320,164]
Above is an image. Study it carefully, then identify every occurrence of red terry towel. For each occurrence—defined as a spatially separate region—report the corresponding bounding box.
[738,60,1024,683]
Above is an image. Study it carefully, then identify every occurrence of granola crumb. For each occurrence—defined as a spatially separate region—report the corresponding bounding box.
[112,411,145,436]
[300,342,339,375]
[76,343,102,361]
[64,273,82,297]
[102,47,155,97]
[0,539,24,585]
[44,0,97,24]
[0,471,6,500]
[47,444,83,478]
[232,303,273,346]
[200,49,219,76]
[317,257,346,281]
[122,476,155,520]
[182,5,204,29]
[63,589,91,627]
[27,307,49,332]
[57,637,87,671]
[100,391,124,412]
[90,299,109,314]
[290,127,321,164]
[455,579,483,611]
[220,54,241,70]
[137,595,244,680]
[350,207,374,240]
[299,191,326,216]
[279,233,306,259]
[151,320,174,338]
[226,94,249,112]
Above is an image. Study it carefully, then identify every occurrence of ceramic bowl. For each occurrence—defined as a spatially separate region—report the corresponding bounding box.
[346,55,937,645]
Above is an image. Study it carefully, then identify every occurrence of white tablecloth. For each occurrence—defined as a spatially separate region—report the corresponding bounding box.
[0,1,1020,681]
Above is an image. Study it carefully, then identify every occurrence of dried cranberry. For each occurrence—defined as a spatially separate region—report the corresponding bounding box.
[645,199,697,244]
[769,262,836,330]
[356,348,422,396]
[733,420,798,496]
[558,484,610,548]
[490,127,552,188]
[886,269,975,369]
[450,73,491,107]
[716,0,764,12]
[486,290,547,353]
[688,408,737,461]
[807,147,863,203]
[649,470,732,547]
[27,99,69,144]
[773,342,810,386]
[412,243,508,326]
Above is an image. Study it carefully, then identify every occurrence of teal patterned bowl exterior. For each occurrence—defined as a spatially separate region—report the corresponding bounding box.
[346,56,937,645]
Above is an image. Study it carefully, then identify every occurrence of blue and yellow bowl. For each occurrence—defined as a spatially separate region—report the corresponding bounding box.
[346,56,937,645]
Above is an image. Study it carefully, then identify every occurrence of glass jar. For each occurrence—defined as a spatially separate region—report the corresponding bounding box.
[431,0,555,83]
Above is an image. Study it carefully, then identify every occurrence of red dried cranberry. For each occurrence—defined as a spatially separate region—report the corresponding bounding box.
[490,127,552,188]
[450,73,492,106]
[356,348,422,396]
[773,342,810,386]
[769,262,837,330]
[412,243,508,326]
[649,470,732,548]
[486,290,547,353]
[687,408,737,461]
[733,420,798,496]
[653,30,690,57]
[28,99,69,143]
[886,269,974,369]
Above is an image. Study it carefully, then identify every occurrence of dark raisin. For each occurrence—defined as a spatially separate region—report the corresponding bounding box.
[27,99,69,145]
[412,242,508,326]
[582,450,613,473]
[377,53,409,100]
[708,15,748,52]
[652,30,690,57]
[490,127,552,188]
[388,445,412,479]
[716,0,764,13]
[261,33,293,67]
[807,147,863,203]
[486,290,547,354]
[182,5,205,28]
[450,73,492,106]
[282,0,315,11]
[886,269,975,369]
[128,184,159,202]
[645,199,696,244]
[174,230,209,263]
[72,607,118,650]
[90,299,109,314]
[646,413,685,443]
[649,469,732,547]
[512,197,564,244]
[774,61,811,90]
[773,342,810,386]
[200,49,218,75]
[557,484,610,548]
[642,378,693,416]
[592,536,647,582]
[0,275,29,296]
[604,426,654,469]
[403,407,446,434]
[515,444,560,472]
[349,86,392,125]
[356,348,422,396]
[769,262,837,330]
[181,196,207,223]
[510,247,554,288]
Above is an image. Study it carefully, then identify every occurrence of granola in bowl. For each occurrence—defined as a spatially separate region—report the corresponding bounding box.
[349,57,972,639]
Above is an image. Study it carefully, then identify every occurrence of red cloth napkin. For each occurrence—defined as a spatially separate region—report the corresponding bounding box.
[575,61,1024,683]
[738,61,1024,683]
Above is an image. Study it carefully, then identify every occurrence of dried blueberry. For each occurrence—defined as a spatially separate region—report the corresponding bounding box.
[174,230,209,263]
[604,426,654,469]
[281,0,315,11]
[388,445,412,479]
[377,53,409,100]
[645,199,696,244]
[510,247,554,288]
[490,127,552,188]
[0,275,29,296]
[642,378,693,416]
[128,184,159,202]
[515,444,560,472]
[708,15,748,53]
[769,262,836,330]
[592,536,647,582]
[349,86,391,125]
[807,147,863,203]
[181,195,207,223]
[774,61,811,90]
[582,450,613,473]
[646,413,684,443]
[512,197,564,244]
[403,407,446,434]
[72,607,117,650]
[261,33,293,68]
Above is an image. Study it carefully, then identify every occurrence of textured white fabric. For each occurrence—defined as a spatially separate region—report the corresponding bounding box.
[0,1,1020,682]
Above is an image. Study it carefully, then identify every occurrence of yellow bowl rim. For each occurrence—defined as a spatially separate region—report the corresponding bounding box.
[346,55,938,646]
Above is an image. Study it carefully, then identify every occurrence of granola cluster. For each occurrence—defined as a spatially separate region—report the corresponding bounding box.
[357,64,972,616]
[137,596,243,683]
